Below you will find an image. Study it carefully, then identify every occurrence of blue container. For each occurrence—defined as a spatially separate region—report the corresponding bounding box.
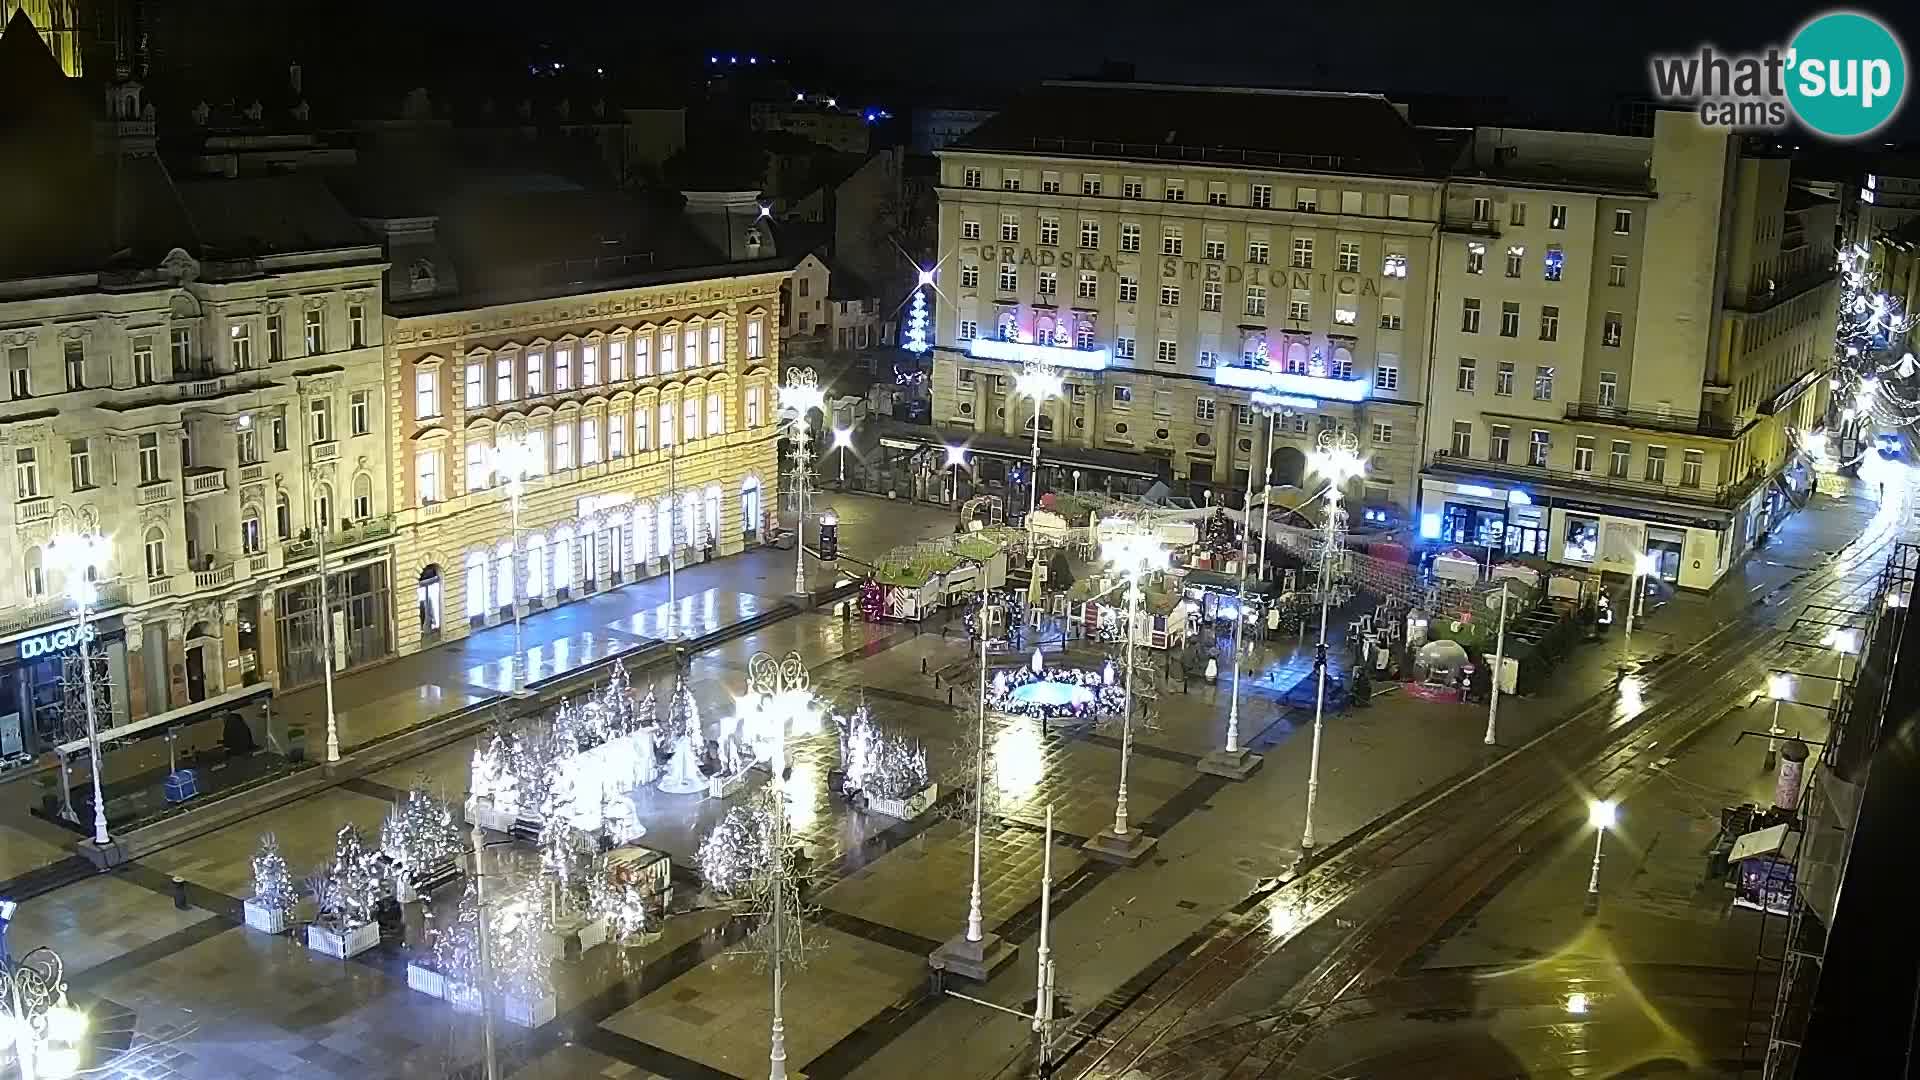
[163,769,199,803]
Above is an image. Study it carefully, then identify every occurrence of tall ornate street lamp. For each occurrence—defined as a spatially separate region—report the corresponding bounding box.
[1584,799,1617,914]
[831,426,854,486]
[1199,413,1264,780]
[779,368,826,597]
[943,444,969,504]
[1084,524,1167,865]
[1248,394,1297,582]
[298,383,341,763]
[1300,430,1364,852]
[0,945,87,1080]
[44,508,112,848]
[1015,363,1063,609]
[487,422,541,696]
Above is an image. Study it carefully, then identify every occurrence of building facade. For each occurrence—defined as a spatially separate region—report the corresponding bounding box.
[1420,112,1836,591]
[928,83,1440,516]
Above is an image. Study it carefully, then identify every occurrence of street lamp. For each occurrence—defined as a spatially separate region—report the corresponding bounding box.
[1249,395,1295,583]
[0,945,87,1080]
[1825,627,1859,712]
[1483,580,1511,747]
[45,510,111,848]
[1585,799,1617,912]
[740,651,818,1080]
[487,425,541,696]
[299,384,342,763]
[1765,673,1793,770]
[1015,363,1064,612]
[1084,525,1168,864]
[1300,431,1364,852]
[1624,550,1657,650]
[780,369,826,597]
[944,444,968,504]
[1200,422,1263,779]
[831,426,854,485]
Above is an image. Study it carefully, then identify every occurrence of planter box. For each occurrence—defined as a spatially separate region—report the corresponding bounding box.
[448,982,483,1013]
[501,989,557,1028]
[543,914,609,960]
[406,961,446,999]
[394,875,419,905]
[867,782,940,822]
[306,919,380,959]
[242,899,289,935]
[708,771,750,800]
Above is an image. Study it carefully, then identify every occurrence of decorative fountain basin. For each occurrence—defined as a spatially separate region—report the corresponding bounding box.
[1009,680,1096,710]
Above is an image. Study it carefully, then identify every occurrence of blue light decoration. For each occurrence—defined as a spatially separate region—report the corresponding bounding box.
[1544,248,1565,281]
[969,338,1110,371]
[1420,512,1443,539]
[903,288,930,355]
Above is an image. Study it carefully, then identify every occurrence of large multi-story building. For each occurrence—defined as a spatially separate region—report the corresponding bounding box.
[0,49,394,761]
[1421,113,1837,591]
[350,183,790,656]
[927,82,1441,518]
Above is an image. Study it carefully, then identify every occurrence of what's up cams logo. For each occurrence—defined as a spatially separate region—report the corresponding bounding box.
[1650,10,1907,139]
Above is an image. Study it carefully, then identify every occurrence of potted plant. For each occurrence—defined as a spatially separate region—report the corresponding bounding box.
[243,832,296,934]
[305,825,383,959]
[382,786,464,903]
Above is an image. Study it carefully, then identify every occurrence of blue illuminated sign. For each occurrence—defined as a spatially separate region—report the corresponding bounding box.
[1211,364,1371,402]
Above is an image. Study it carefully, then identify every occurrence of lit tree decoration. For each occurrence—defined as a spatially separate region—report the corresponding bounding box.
[382,785,462,879]
[585,851,656,944]
[904,287,930,355]
[859,579,885,621]
[659,671,702,745]
[539,820,597,919]
[317,824,383,928]
[488,892,555,1003]
[251,832,297,916]
[1201,508,1237,562]
[838,704,929,800]
[429,881,482,988]
[697,799,777,896]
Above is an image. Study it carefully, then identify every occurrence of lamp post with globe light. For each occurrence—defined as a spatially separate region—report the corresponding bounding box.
[1585,799,1617,913]
[0,945,87,1080]
[1083,525,1168,865]
[1248,393,1297,583]
[832,426,854,486]
[486,422,541,695]
[779,368,826,597]
[1300,430,1364,852]
[1199,411,1265,780]
[44,508,112,848]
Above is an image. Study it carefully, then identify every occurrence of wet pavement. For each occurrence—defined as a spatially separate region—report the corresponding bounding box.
[2,477,1905,1080]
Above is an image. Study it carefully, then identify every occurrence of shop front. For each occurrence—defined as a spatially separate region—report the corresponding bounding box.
[275,556,395,688]
[0,615,132,767]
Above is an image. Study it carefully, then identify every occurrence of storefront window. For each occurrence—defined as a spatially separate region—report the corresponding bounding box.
[1562,515,1599,563]
[277,565,393,686]
[1504,507,1547,556]
[1441,502,1505,547]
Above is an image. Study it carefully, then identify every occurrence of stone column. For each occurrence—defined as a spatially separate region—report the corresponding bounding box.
[124,614,150,721]
[218,599,241,696]
[165,617,188,708]
[256,587,281,688]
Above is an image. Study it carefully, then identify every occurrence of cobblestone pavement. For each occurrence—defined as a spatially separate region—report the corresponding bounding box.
[2,484,1896,1080]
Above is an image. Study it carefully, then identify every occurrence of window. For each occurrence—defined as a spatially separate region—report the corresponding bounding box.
[416,448,442,502]
[1162,227,1183,256]
[1380,297,1403,330]
[496,356,515,401]
[274,492,291,540]
[1077,324,1096,350]
[1372,422,1393,445]
[1489,425,1511,462]
[1040,217,1059,246]
[1080,220,1099,248]
[1196,349,1219,369]
[3,347,28,399]
[466,441,489,492]
[963,167,982,188]
[580,417,602,464]
[1204,239,1226,261]
[999,264,1018,292]
[1341,190,1363,215]
[1152,390,1172,416]
[13,448,38,498]
[1465,242,1485,274]
[1164,179,1185,202]
[635,406,651,450]
[349,303,367,348]
[67,437,92,489]
[1195,397,1216,422]
[241,510,263,555]
[1041,172,1062,194]
[1251,184,1273,208]
[1543,247,1564,282]
[1001,214,1019,242]
[962,220,981,240]
[1119,276,1138,303]
[1002,173,1021,191]
[1116,336,1135,360]
[309,396,332,443]
[170,327,192,373]
[266,315,283,361]
[1549,204,1568,229]
[1123,178,1144,199]
[1248,241,1270,265]
[1574,436,1595,473]
[1505,246,1524,278]
[1291,237,1313,268]
[1338,241,1360,272]
[707,392,724,437]
[1495,361,1515,396]
[1499,302,1520,337]
[1450,421,1472,456]
[1608,256,1629,287]
[1288,292,1310,322]
[1461,298,1481,333]
[1613,209,1633,235]
[1039,270,1058,296]
[1295,187,1317,212]
[1076,272,1098,301]
[1334,306,1357,325]
[1598,371,1618,406]
[1206,182,1227,206]
[1529,429,1550,467]
[608,413,626,458]
[1243,285,1265,316]
[1539,306,1559,341]
[1112,385,1133,406]
[303,308,324,354]
[555,345,574,389]
[1155,339,1177,364]
[351,390,371,435]
[683,396,700,442]
[958,320,978,341]
[144,528,166,579]
[138,433,161,483]
[1388,193,1410,218]
[1603,312,1623,347]
[527,349,547,393]
[1375,360,1399,392]
[415,368,440,419]
[1609,440,1630,478]
[352,474,372,519]
[1645,444,1666,483]
[1472,197,1492,222]
[1534,365,1556,400]
[133,336,156,384]
[584,342,602,385]
[1456,357,1477,392]
[1082,175,1102,196]
[1232,404,1252,428]
[1159,285,1180,307]
[1510,201,1528,226]
[271,411,286,452]
[1121,223,1141,252]
[465,361,486,407]
[1682,449,1704,488]
[608,339,626,381]
[1383,249,1408,278]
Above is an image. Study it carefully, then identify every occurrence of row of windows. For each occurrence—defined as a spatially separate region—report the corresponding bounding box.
[958,167,1418,219]
[1448,422,1703,484]
[1465,196,1634,236]
[425,319,763,419]
[952,394,1393,451]
[1456,299,1623,346]
[961,218,1406,276]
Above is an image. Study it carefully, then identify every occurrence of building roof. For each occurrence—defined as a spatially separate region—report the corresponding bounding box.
[176,174,374,258]
[951,82,1437,178]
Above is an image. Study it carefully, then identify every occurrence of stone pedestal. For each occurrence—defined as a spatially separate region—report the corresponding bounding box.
[1082,827,1158,866]
[928,930,1018,983]
[1197,748,1264,781]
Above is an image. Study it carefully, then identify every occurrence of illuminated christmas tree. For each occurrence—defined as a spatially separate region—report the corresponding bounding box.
[904,288,929,355]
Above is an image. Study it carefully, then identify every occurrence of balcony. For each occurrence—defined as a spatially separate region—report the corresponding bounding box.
[1563,402,1740,439]
[1212,358,1371,403]
[281,514,396,564]
[136,480,176,505]
[1442,216,1501,238]
[183,467,228,500]
[310,440,339,464]
[239,462,267,484]
[15,496,52,525]
[1427,452,1757,509]
[192,557,237,591]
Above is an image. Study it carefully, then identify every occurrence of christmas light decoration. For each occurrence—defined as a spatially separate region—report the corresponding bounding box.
[983,663,1127,722]
[904,287,930,355]
[837,704,930,800]
[381,786,463,882]
[317,824,383,929]
[251,832,297,917]
[657,671,707,794]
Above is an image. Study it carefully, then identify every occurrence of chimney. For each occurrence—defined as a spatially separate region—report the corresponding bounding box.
[681,190,775,262]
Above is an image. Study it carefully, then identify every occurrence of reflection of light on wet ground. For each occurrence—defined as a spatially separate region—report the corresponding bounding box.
[1616,675,1644,719]
[993,718,1045,804]
[1565,991,1590,1015]
[1268,902,1301,938]
[785,757,819,833]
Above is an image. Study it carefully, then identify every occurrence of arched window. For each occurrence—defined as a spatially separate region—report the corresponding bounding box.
[241,506,263,554]
[352,473,374,520]
[464,550,489,618]
[552,525,574,589]
[494,542,514,609]
[1285,341,1309,375]
[275,491,292,540]
[631,502,653,563]
[682,490,702,548]
[312,482,333,535]
[144,527,167,579]
[740,476,762,538]
[1331,345,1354,379]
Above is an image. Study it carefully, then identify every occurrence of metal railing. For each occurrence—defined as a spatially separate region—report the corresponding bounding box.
[1563,401,1739,438]
[0,580,131,635]
[184,469,228,497]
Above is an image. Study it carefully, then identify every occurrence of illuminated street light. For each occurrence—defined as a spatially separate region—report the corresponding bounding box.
[1765,672,1792,770]
[1200,404,1266,779]
[1014,362,1064,605]
[1084,525,1169,864]
[45,509,111,847]
[832,426,854,484]
[1300,432,1364,851]
[1586,799,1617,912]
[780,369,825,596]
[942,444,969,502]
[0,945,87,1080]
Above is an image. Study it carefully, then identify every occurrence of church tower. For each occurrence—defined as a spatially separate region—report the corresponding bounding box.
[0,0,87,76]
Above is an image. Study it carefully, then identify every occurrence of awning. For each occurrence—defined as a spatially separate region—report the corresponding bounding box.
[59,681,273,756]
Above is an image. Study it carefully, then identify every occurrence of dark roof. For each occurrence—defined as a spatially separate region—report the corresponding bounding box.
[1785,186,1838,212]
[176,174,375,257]
[433,188,726,293]
[953,82,1436,178]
